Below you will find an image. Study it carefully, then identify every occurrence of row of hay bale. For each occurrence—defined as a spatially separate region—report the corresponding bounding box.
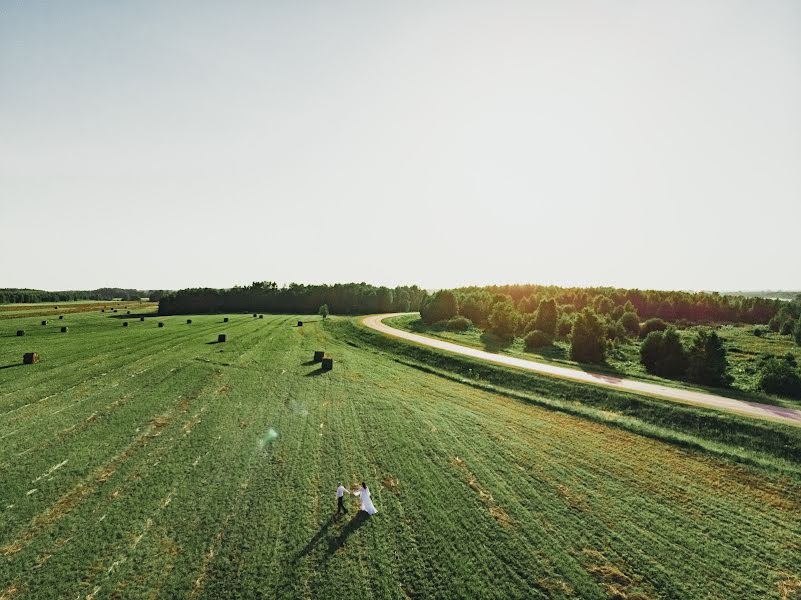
[17,326,67,335]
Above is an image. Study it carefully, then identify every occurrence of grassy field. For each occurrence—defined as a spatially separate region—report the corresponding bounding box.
[1,311,800,599]
[386,314,801,408]
[0,301,157,320]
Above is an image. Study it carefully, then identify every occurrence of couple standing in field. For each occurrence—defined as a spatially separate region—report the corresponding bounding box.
[336,482,377,516]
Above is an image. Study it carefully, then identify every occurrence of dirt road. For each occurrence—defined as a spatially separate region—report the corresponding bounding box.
[361,313,801,426]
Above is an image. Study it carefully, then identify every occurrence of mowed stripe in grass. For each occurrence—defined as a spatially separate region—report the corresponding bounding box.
[0,313,799,599]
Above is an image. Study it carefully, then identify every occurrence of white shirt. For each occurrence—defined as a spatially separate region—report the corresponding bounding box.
[336,485,348,499]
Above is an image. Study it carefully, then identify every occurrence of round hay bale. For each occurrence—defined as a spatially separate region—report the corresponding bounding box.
[186,319,192,324]
[60,326,68,333]
[140,317,145,322]
[41,320,48,326]
[59,315,64,320]
[313,350,325,362]
[253,313,258,318]
[297,321,303,327]
[23,352,39,365]
[259,315,263,319]
[223,317,229,323]
[158,322,165,328]
[123,322,129,327]
[16,330,24,337]
[54,306,58,309]
[127,310,131,315]
[101,309,105,313]
[321,356,333,371]
[218,334,227,343]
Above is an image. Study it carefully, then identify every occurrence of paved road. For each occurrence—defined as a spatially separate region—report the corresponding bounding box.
[361,313,801,426]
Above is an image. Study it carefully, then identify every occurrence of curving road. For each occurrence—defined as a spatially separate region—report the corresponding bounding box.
[361,313,801,427]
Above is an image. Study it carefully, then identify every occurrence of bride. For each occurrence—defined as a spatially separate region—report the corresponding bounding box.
[352,482,378,515]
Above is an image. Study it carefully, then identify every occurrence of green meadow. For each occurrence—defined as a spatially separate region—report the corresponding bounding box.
[1,311,800,599]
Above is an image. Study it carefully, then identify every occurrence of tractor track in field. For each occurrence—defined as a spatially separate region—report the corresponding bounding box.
[362,314,801,426]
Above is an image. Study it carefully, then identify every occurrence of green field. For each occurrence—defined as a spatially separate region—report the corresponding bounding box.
[1,311,800,599]
[387,314,801,408]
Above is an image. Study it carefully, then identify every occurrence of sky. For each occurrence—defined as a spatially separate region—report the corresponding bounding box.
[1,0,800,292]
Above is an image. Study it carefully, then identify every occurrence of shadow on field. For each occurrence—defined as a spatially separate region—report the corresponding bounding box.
[206,340,223,345]
[0,363,24,371]
[305,367,327,377]
[479,332,514,353]
[325,511,369,559]
[301,359,318,366]
[295,515,336,562]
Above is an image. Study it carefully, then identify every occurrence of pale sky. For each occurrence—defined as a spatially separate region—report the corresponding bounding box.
[1,1,799,292]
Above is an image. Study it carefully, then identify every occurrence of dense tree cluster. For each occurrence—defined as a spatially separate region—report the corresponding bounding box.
[758,354,801,399]
[159,282,426,316]
[454,284,784,325]
[0,288,158,303]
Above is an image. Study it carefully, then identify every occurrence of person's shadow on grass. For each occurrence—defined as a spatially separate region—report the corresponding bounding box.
[295,515,336,562]
[324,511,369,560]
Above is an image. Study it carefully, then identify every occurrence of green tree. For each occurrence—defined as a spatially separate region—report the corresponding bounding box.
[618,311,640,337]
[794,316,801,347]
[686,329,730,386]
[318,304,329,319]
[532,298,558,338]
[639,328,688,377]
[570,308,606,364]
[487,301,520,339]
[420,290,459,325]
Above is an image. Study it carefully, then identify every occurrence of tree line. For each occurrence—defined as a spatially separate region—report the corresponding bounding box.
[0,288,166,304]
[419,286,801,395]
[158,282,427,316]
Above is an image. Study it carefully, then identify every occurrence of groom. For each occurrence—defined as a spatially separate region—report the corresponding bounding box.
[336,483,350,516]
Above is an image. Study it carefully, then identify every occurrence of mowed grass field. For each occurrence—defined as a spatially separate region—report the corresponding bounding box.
[1,312,800,599]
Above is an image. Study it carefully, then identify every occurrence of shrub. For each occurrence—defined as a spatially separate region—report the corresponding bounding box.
[640,318,668,339]
[639,328,688,377]
[524,330,552,350]
[780,319,794,336]
[445,316,472,331]
[758,357,801,398]
[318,304,330,319]
[794,317,801,346]
[753,328,765,337]
[686,329,730,387]
[570,308,606,364]
[618,311,640,337]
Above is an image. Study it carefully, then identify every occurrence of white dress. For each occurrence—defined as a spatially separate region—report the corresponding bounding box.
[354,486,378,515]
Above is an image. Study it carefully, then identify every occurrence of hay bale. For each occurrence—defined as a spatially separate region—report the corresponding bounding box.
[41,320,48,326]
[253,313,258,318]
[59,315,64,320]
[313,350,325,362]
[23,352,39,365]
[54,306,58,309]
[101,309,105,313]
[223,317,229,323]
[218,334,227,343]
[140,317,145,322]
[16,330,24,337]
[186,319,192,324]
[259,315,264,319]
[158,322,165,328]
[127,310,131,315]
[60,326,68,333]
[123,322,129,327]
[321,356,333,371]
[297,321,303,327]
